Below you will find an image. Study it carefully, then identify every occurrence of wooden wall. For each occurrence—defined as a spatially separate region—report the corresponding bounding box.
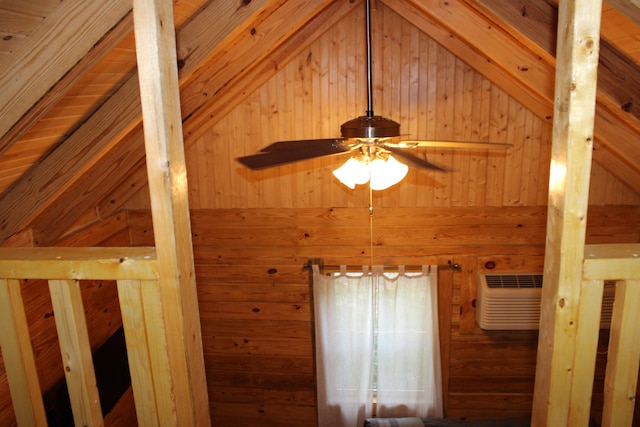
[116,3,640,212]
[2,3,638,426]
[182,2,639,210]
[128,205,640,426]
[110,5,640,425]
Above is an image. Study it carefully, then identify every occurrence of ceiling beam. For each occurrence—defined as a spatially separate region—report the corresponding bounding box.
[96,0,362,219]
[384,0,554,120]
[0,12,133,158]
[396,0,640,195]
[607,0,640,26]
[0,0,275,244]
[473,0,640,135]
[0,0,132,146]
[181,0,362,143]
[24,0,359,244]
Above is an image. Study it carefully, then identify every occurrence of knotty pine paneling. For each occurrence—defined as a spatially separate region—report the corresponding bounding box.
[0,0,212,195]
[147,2,640,212]
[128,205,639,424]
[0,213,133,426]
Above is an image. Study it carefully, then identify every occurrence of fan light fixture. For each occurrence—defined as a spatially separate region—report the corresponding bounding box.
[333,151,408,191]
[236,0,508,180]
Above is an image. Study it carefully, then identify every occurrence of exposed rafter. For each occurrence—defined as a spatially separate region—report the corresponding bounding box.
[0,0,639,245]
[0,0,132,149]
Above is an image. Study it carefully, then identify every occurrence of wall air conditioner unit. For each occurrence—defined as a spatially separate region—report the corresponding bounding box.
[476,274,615,330]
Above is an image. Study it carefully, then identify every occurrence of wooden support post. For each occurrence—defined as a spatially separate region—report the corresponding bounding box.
[132,0,210,425]
[601,280,640,427]
[48,279,103,426]
[117,279,174,426]
[532,0,603,425]
[0,279,47,426]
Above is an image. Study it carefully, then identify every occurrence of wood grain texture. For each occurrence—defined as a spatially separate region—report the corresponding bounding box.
[0,0,274,243]
[133,0,209,423]
[127,205,638,423]
[0,278,47,426]
[48,279,104,426]
[0,216,134,426]
[532,0,603,425]
[601,280,640,427]
[0,0,131,143]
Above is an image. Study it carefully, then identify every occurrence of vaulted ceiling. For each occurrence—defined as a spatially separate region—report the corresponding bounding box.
[0,0,639,246]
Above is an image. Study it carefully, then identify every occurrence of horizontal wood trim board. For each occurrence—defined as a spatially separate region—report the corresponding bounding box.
[0,247,157,280]
[127,206,611,227]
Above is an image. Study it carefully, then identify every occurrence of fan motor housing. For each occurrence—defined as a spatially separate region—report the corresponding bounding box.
[340,115,400,139]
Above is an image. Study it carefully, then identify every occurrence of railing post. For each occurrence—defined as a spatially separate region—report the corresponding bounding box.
[117,279,180,426]
[601,280,640,427]
[48,279,103,426]
[0,278,47,426]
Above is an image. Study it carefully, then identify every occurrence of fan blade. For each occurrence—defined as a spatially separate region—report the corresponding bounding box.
[391,140,512,149]
[383,145,447,171]
[237,138,353,170]
[258,138,347,152]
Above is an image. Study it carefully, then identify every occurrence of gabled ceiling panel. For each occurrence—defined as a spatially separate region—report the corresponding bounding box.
[0,0,639,245]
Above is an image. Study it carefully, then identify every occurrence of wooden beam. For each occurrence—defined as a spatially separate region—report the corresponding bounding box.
[0,279,47,426]
[395,0,640,195]
[474,0,640,121]
[398,0,555,111]
[606,0,640,26]
[48,279,103,426]
[0,12,133,158]
[0,247,157,280]
[0,0,273,244]
[0,0,131,142]
[532,0,603,425]
[583,243,640,280]
[132,0,210,424]
[117,279,170,426]
[181,0,359,142]
[472,0,640,140]
[28,0,356,242]
[29,127,147,246]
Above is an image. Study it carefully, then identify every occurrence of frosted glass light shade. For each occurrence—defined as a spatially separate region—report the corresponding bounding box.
[332,157,370,189]
[369,155,408,190]
[332,155,408,190]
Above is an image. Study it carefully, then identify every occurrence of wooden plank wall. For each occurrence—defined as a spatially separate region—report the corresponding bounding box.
[128,205,640,426]
[0,213,134,426]
[163,3,640,211]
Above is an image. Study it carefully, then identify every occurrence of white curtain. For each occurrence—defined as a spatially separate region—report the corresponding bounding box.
[313,265,375,427]
[313,265,442,427]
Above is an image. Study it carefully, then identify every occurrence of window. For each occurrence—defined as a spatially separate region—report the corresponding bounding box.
[312,265,443,427]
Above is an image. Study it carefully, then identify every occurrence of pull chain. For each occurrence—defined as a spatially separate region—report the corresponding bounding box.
[369,183,374,266]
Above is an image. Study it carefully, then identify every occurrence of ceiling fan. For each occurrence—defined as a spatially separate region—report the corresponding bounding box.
[237,0,509,188]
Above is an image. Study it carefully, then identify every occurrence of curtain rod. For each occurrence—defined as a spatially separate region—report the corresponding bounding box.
[304,261,461,271]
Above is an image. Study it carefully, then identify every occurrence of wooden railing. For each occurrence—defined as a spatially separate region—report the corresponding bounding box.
[581,244,640,427]
[0,246,181,426]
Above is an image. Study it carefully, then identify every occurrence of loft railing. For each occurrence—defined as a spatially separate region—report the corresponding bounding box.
[580,243,640,427]
[0,246,181,426]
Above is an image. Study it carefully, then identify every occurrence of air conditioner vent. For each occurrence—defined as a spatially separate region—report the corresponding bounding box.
[477,274,614,330]
[485,274,543,289]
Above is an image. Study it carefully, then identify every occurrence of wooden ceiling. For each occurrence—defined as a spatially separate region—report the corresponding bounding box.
[0,0,639,245]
